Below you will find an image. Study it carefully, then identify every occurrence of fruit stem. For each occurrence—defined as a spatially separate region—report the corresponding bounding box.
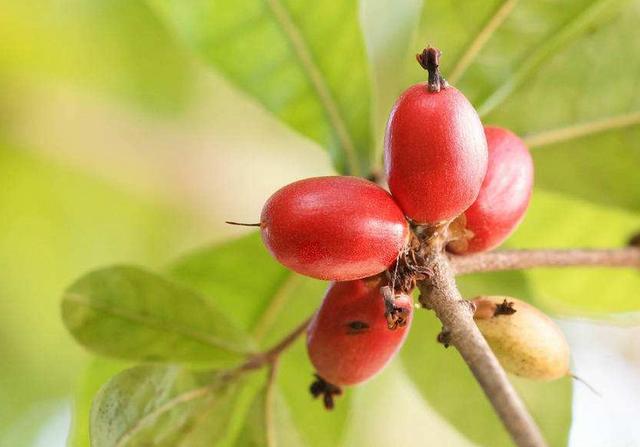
[225,221,262,227]
[219,315,312,384]
[416,46,449,92]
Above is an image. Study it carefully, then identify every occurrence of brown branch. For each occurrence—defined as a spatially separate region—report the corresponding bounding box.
[422,251,547,447]
[450,247,640,275]
[240,315,312,372]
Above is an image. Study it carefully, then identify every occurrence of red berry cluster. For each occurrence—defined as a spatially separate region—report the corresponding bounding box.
[247,47,533,409]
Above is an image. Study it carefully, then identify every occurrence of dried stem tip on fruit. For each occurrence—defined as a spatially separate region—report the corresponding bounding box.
[416,46,449,92]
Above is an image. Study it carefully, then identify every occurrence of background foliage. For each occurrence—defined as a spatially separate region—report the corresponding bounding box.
[1,0,639,446]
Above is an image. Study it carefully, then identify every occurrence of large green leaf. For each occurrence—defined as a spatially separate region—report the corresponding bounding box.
[530,127,640,214]
[411,0,629,110]
[407,0,505,84]
[169,232,291,341]
[90,365,244,447]
[408,0,640,212]
[148,0,373,175]
[402,307,572,447]
[484,0,640,212]
[506,189,640,315]
[169,233,353,446]
[62,266,254,363]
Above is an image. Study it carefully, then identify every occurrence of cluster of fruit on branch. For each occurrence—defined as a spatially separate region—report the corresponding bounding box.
[232,47,569,409]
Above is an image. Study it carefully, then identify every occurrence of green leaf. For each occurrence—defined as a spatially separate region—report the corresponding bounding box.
[232,384,272,447]
[90,365,243,447]
[482,0,640,212]
[411,0,640,212]
[147,0,373,175]
[506,189,640,314]
[408,0,506,84]
[169,232,320,346]
[69,359,130,447]
[232,381,304,447]
[169,233,353,446]
[402,309,572,447]
[412,0,629,111]
[62,265,254,363]
[169,233,290,339]
[530,126,640,213]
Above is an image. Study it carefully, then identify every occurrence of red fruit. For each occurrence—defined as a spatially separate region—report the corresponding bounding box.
[384,49,488,224]
[450,127,533,254]
[306,278,413,388]
[260,176,408,281]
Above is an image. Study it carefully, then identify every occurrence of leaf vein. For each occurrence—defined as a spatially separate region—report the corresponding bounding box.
[64,293,249,355]
[524,111,640,148]
[448,0,519,84]
[265,0,361,175]
[114,383,215,447]
[477,0,625,117]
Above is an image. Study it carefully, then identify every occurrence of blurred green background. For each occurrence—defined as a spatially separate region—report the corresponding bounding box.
[0,1,331,444]
[1,0,639,446]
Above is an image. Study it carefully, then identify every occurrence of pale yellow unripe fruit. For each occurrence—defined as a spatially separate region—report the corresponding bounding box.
[472,296,570,381]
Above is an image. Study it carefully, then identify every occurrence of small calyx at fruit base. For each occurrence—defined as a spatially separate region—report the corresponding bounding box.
[309,374,343,410]
[381,286,410,330]
[628,231,640,248]
[416,46,449,92]
[494,299,517,316]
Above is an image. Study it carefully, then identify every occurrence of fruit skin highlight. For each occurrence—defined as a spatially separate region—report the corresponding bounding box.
[260,176,409,281]
[384,83,488,224]
[472,296,570,381]
[449,127,534,254]
[306,277,413,387]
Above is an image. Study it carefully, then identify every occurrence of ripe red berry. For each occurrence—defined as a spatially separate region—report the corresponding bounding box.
[384,48,488,224]
[449,127,533,254]
[306,277,413,390]
[260,176,409,281]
